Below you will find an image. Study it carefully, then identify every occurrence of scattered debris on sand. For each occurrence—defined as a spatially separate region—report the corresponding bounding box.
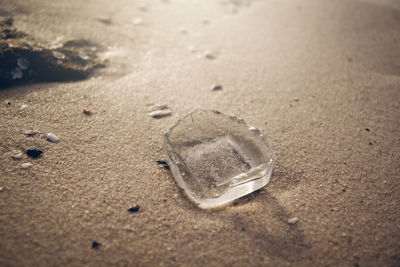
[46,133,59,143]
[0,17,104,88]
[156,160,170,170]
[128,205,140,213]
[26,149,43,159]
[287,217,298,224]
[82,108,92,115]
[211,84,223,91]
[21,162,33,169]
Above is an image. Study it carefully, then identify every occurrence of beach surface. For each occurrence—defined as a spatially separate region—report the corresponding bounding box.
[0,0,399,266]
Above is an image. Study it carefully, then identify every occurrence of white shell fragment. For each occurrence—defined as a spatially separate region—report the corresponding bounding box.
[11,152,23,160]
[52,51,66,59]
[17,58,30,70]
[0,186,4,192]
[287,217,298,224]
[178,26,187,34]
[21,162,33,169]
[149,104,168,112]
[47,132,60,143]
[149,109,172,118]
[132,17,143,25]
[19,104,28,111]
[12,67,23,80]
[79,51,89,60]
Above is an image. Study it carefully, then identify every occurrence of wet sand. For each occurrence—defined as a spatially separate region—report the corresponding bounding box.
[0,0,399,266]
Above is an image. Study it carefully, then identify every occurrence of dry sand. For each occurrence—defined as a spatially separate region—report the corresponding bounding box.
[0,0,399,266]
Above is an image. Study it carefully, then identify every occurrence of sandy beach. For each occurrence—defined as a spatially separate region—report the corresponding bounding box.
[0,0,399,266]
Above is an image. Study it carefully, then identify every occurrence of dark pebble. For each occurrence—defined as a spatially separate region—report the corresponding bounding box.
[156,160,170,170]
[128,205,140,213]
[26,149,43,159]
[342,188,346,192]
[365,128,370,132]
[92,241,101,249]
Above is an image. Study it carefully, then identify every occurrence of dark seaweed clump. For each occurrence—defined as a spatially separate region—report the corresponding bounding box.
[0,17,104,88]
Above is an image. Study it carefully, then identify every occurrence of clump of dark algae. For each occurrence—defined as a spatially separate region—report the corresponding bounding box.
[0,17,104,88]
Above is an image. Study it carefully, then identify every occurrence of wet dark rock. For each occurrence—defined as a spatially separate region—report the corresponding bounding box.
[91,241,101,249]
[26,149,42,159]
[0,18,104,88]
[128,205,140,213]
[156,160,170,170]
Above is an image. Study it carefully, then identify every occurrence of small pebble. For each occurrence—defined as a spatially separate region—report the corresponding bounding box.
[47,133,59,143]
[24,130,38,137]
[188,46,196,52]
[132,17,143,25]
[21,162,33,169]
[82,108,92,115]
[11,152,23,160]
[204,50,216,59]
[79,51,89,60]
[178,26,187,34]
[149,109,172,118]
[211,84,223,91]
[123,225,134,231]
[287,217,298,224]
[149,104,168,112]
[26,149,43,159]
[0,186,4,192]
[128,205,140,213]
[92,241,101,249]
[19,104,28,111]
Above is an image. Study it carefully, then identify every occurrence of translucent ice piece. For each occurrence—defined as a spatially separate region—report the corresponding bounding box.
[164,110,274,209]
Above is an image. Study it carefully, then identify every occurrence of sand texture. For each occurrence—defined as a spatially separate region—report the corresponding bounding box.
[0,0,399,266]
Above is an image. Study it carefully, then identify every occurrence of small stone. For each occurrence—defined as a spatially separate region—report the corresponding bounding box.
[82,108,92,115]
[287,217,298,224]
[47,133,59,143]
[149,104,168,112]
[204,50,216,59]
[11,152,23,160]
[128,205,140,213]
[132,17,143,25]
[19,104,28,111]
[26,149,43,159]
[138,3,147,11]
[149,109,172,118]
[178,26,187,34]
[365,128,370,132]
[91,241,101,249]
[188,46,196,52]
[211,84,222,91]
[17,58,30,70]
[24,130,38,137]
[0,186,4,192]
[97,17,112,25]
[21,162,33,169]
[123,225,134,231]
